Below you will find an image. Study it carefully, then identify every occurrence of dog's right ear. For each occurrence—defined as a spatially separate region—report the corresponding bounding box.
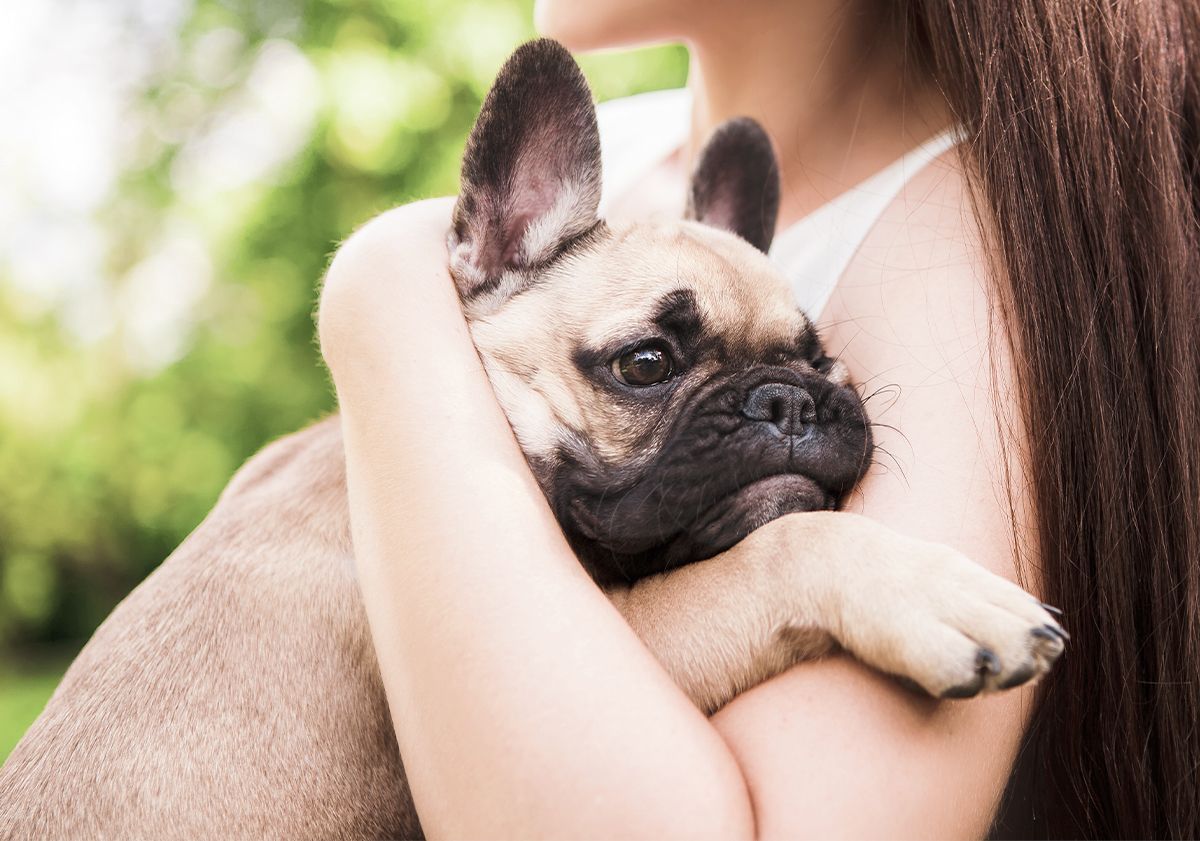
[448,39,602,305]
[686,117,780,253]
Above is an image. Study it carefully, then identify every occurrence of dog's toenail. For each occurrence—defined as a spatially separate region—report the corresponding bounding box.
[1043,622,1069,641]
[975,648,1001,675]
[1033,624,1069,643]
[998,663,1038,690]
[1032,626,1057,642]
[1030,628,1065,658]
[942,676,984,699]
[895,676,930,697]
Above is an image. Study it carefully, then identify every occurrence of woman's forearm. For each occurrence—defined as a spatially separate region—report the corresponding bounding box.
[322,199,754,839]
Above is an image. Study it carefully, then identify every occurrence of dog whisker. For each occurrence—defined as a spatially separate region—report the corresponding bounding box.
[869,443,910,487]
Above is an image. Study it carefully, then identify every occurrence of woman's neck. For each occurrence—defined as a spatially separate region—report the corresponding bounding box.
[684,2,954,224]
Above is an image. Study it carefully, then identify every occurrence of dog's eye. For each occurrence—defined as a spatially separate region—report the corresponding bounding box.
[613,343,675,387]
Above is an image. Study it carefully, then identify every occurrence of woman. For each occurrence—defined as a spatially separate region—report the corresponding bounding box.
[318,1,1200,837]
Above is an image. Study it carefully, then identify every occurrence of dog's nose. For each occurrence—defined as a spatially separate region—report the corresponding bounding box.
[742,383,817,436]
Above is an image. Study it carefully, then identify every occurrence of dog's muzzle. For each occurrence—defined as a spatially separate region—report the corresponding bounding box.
[556,366,872,584]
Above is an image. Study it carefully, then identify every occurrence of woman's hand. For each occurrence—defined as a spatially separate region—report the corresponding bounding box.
[318,198,754,840]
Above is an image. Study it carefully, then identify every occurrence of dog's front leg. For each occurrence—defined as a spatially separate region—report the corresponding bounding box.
[607,511,1066,713]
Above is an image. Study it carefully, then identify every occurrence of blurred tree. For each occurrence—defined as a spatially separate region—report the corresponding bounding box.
[0,0,685,665]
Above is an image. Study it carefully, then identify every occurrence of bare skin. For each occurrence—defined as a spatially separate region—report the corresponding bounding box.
[319,2,1039,837]
[543,0,953,227]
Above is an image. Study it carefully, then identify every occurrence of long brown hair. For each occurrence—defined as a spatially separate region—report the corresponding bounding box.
[895,1,1200,837]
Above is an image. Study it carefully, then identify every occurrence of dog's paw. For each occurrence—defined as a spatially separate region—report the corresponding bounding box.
[832,541,1067,699]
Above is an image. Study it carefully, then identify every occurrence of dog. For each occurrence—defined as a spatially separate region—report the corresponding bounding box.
[0,40,1065,840]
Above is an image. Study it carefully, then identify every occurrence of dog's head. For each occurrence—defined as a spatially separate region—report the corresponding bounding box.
[449,40,871,584]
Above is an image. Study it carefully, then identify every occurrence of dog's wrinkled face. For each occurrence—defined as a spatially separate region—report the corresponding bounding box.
[448,40,871,584]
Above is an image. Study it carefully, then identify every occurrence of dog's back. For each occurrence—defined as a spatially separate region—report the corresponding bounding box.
[0,417,420,840]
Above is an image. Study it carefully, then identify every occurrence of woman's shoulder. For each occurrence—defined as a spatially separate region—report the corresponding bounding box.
[821,147,1024,578]
[822,148,998,387]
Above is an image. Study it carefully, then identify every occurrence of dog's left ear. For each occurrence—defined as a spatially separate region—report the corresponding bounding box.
[449,39,602,303]
[686,118,780,253]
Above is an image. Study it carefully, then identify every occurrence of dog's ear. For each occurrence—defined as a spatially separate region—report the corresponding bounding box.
[686,117,780,253]
[448,39,602,303]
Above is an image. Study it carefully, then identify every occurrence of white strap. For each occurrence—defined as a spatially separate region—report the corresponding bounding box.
[771,127,962,320]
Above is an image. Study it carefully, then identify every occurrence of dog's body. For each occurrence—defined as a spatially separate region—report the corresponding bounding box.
[0,41,1064,840]
[0,419,422,838]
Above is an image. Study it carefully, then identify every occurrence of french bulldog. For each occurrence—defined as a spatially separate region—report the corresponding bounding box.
[0,39,1065,840]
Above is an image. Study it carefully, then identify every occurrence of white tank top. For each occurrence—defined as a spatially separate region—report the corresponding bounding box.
[597,88,961,320]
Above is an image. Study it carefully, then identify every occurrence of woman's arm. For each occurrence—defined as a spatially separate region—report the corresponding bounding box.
[319,198,754,840]
[711,154,1038,839]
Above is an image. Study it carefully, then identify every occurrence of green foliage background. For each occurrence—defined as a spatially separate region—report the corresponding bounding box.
[0,0,687,760]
